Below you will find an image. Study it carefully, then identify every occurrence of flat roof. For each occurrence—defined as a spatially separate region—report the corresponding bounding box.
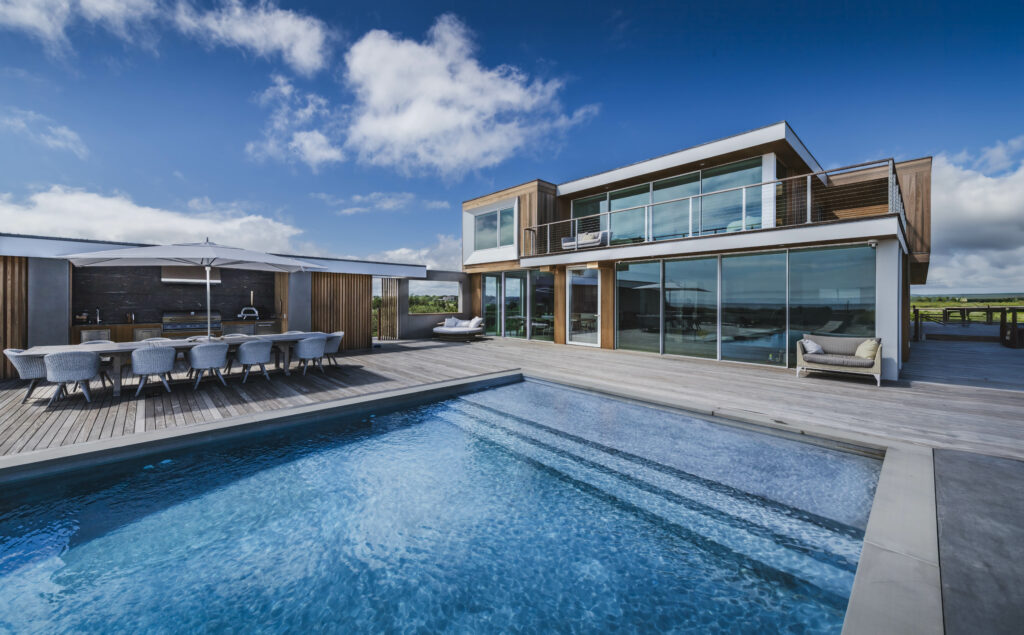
[0,232,427,278]
[557,121,823,196]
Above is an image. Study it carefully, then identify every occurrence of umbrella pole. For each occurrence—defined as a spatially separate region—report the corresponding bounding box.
[206,265,212,338]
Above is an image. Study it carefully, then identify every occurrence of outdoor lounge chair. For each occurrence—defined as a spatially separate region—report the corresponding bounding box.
[4,348,47,403]
[44,350,102,405]
[433,317,484,341]
[561,230,607,250]
[131,345,176,397]
[795,333,882,386]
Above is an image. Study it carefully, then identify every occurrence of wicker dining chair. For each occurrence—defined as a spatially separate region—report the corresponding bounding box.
[4,348,47,403]
[323,332,344,367]
[188,343,229,390]
[80,339,116,386]
[294,336,327,375]
[131,346,176,397]
[236,339,273,383]
[44,350,101,405]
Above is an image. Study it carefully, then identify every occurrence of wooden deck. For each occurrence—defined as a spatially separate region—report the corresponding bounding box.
[1,336,1022,461]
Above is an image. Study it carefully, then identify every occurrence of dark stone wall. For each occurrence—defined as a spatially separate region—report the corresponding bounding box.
[72,266,275,324]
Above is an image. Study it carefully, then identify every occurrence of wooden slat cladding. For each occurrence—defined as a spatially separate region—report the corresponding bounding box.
[468,274,482,318]
[553,267,566,344]
[462,179,557,264]
[310,272,372,350]
[274,272,289,332]
[599,264,615,349]
[1,256,28,379]
[378,277,399,341]
[895,157,932,280]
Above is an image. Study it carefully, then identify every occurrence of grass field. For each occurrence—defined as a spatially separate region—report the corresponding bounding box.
[911,295,1024,323]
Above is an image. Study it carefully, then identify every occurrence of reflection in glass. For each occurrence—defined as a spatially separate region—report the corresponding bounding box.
[483,274,501,336]
[529,271,555,341]
[788,246,876,364]
[568,268,600,345]
[503,271,527,338]
[721,252,787,365]
[616,261,661,352]
[664,257,718,358]
[499,208,515,246]
[609,185,648,244]
[700,158,762,235]
[475,212,498,250]
[572,193,607,235]
[652,173,699,241]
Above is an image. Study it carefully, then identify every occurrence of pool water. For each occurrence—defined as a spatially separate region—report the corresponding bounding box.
[0,380,880,633]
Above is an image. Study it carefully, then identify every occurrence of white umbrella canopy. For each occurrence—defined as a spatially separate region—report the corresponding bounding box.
[63,239,326,337]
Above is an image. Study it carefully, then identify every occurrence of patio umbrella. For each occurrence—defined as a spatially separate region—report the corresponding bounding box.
[63,239,326,338]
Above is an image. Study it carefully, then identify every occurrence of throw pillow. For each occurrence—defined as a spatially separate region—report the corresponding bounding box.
[444,317,458,327]
[855,339,879,360]
[469,316,484,328]
[802,339,824,355]
[456,319,472,328]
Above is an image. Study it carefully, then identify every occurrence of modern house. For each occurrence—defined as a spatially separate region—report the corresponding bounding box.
[460,122,932,381]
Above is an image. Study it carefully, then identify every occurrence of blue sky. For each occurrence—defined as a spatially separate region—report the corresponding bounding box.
[1,0,1023,292]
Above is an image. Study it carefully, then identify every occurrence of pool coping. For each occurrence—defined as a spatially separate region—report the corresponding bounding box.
[0,369,523,486]
[0,368,943,634]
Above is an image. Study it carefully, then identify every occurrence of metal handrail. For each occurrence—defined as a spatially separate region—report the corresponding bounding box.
[524,158,904,256]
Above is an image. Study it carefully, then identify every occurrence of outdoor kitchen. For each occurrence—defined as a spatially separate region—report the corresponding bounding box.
[70,265,282,342]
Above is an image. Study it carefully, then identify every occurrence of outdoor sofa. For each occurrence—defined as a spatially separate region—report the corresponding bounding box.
[795,333,882,386]
[561,230,607,250]
[433,317,485,341]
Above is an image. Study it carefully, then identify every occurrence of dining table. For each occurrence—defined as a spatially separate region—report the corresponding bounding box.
[20,332,327,397]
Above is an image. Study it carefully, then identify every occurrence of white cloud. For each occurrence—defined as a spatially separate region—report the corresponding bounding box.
[343,13,598,178]
[0,185,308,252]
[367,234,461,271]
[246,74,343,171]
[173,0,330,76]
[0,107,88,158]
[288,130,343,170]
[311,191,450,215]
[0,0,157,52]
[921,141,1024,293]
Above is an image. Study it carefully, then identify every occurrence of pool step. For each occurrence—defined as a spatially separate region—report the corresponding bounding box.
[437,401,859,600]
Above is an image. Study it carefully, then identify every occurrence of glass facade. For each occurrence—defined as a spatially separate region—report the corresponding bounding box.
[503,271,528,338]
[529,271,555,341]
[609,185,648,245]
[616,261,661,353]
[721,252,787,365]
[788,246,876,362]
[652,173,699,241]
[571,193,607,234]
[483,274,501,336]
[474,208,514,251]
[663,257,718,358]
[700,158,762,235]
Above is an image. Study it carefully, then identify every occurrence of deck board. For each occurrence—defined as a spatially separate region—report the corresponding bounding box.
[0,337,1022,461]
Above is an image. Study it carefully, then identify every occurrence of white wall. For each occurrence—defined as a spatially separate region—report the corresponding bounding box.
[462,197,519,266]
[875,238,903,381]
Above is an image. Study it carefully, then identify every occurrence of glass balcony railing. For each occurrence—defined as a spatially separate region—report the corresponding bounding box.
[524,159,907,257]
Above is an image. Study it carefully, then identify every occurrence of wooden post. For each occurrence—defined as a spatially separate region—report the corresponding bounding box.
[913,308,920,342]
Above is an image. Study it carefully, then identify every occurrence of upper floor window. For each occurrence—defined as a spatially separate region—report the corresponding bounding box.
[475,207,515,251]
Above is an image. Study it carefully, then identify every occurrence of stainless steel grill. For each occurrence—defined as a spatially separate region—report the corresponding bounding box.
[162,311,221,335]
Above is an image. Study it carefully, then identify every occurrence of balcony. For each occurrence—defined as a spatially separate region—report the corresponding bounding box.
[523,160,907,258]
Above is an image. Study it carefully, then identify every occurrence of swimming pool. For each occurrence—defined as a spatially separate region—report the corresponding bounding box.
[0,380,880,632]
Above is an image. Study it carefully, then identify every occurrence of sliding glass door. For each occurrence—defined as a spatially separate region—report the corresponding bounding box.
[567,267,600,346]
[721,252,787,365]
[616,261,660,352]
[483,274,502,336]
[503,271,527,338]
[664,257,718,358]
[529,271,555,341]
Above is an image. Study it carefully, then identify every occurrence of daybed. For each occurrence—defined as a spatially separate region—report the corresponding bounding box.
[433,317,485,341]
[561,230,607,250]
[795,333,882,386]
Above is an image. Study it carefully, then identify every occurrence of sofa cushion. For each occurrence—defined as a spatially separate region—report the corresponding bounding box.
[433,326,484,335]
[469,316,484,328]
[855,339,879,359]
[801,338,824,355]
[444,317,459,327]
[804,333,869,356]
[803,353,875,368]
[456,319,472,328]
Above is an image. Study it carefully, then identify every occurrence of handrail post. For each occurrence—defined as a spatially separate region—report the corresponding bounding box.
[546,224,551,256]
[913,307,920,342]
[741,186,747,231]
[805,175,812,223]
[688,197,693,237]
